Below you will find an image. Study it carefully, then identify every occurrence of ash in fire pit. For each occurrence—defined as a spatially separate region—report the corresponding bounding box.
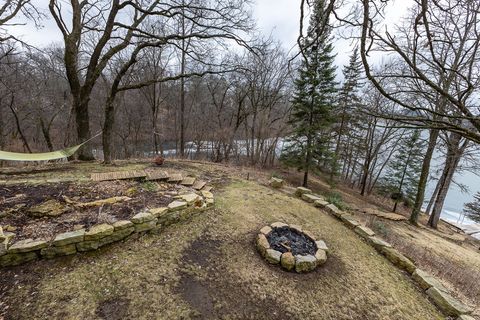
[256,222,329,273]
[267,226,316,256]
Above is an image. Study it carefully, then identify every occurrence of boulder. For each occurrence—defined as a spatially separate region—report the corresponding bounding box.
[301,194,323,203]
[341,215,360,228]
[84,224,114,241]
[295,255,317,273]
[41,244,77,259]
[412,269,450,293]
[76,240,99,252]
[149,207,169,218]
[52,229,85,246]
[112,220,134,231]
[295,187,311,197]
[269,178,284,189]
[265,249,282,264]
[281,252,295,271]
[201,191,214,199]
[178,193,201,205]
[168,200,188,211]
[326,204,343,218]
[380,247,416,274]
[134,219,158,232]
[270,222,288,229]
[256,234,270,257]
[315,249,327,266]
[426,287,472,317]
[27,199,68,217]
[355,226,376,239]
[0,252,37,267]
[8,239,48,253]
[131,211,156,224]
[315,240,329,253]
[368,236,392,250]
[314,199,329,208]
[181,177,196,186]
[260,226,272,235]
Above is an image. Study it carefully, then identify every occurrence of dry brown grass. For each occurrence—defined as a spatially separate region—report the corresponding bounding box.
[0,163,444,320]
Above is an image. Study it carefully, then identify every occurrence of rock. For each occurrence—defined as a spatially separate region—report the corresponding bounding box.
[134,219,158,232]
[290,224,303,233]
[269,177,284,189]
[178,193,201,205]
[168,200,188,211]
[131,211,156,224]
[315,240,329,253]
[5,225,17,232]
[457,315,476,320]
[0,226,3,237]
[0,252,37,267]
[380,247,416,274]
[265,249,282,264]
[412,269,450,293]
[295,255,317,273]
[27,199,68,217]
[112,220,134,231]
[256,234,270,257]
[203,186,213,192]
[326,204,343,218]
[192,180,207,190]
[201,191,214,199]
[341,215,360,228]
[355,226,375,239]
[149,207,169,218]
[295,187,311,197]
[70,196,131,208]
[281,252,295,271]
[205,198,214,207]
[303,230,316,241]
[41,244,77,259]
[0,239,8,257]
[368,236,392,250]
[426,287,472,317]
[260,226,272,235]
[99,227,135,246]
[76,240,99,252]
[125,187,138,197]
[8,239,48,253]
[53,229,85,246]
[301,194,323,203]
[315,249,327,265]
[167,173,183,183]
[270,222,288,229]
[84,224,114,241]
[314,199,329,208]
[181,177,196,186]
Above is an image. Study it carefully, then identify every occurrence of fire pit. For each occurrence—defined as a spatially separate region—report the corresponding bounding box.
[256,222,328,273]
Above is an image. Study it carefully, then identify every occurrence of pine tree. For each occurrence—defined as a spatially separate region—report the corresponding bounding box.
[463,192,480,223]
[281,0,337,187]
[332,47,363,179]
[380,130,426,212]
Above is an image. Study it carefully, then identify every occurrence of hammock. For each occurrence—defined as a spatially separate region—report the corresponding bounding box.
[0,132,101,162]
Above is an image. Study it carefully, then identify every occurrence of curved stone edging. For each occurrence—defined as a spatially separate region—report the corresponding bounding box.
[290,185,474,319]
[0,189,215,268]
[256,222,328,273]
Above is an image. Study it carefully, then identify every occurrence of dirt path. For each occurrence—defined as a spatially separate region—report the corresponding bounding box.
[0,178,443,320]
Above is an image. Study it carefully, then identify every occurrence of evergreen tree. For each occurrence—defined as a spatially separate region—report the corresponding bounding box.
[463,192,480,223]
[281,0,337,187]
[332,47,363,179]
[380,130,426,212]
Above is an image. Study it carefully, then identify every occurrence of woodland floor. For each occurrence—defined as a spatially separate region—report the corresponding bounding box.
[0,160,478,319]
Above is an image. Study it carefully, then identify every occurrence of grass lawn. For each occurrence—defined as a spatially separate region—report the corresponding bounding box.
[0,161,444,319]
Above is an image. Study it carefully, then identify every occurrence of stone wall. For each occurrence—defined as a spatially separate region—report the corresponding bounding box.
[290,185,474,320]
[0,191,214,268]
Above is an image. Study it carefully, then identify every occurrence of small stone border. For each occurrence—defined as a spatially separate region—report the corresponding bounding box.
[0,186,215,268]
[288,184,474,320]
[256,222,329,273]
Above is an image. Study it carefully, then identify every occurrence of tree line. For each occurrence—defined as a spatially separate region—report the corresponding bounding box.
[1,0,480,228]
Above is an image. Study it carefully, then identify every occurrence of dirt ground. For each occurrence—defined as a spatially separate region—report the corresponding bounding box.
[0,161,448,319]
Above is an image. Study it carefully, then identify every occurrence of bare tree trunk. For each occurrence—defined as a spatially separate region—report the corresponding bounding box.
[410,129,438,224]
[8,95,31,153]
[103,96,116,164]
[39,117,54,151]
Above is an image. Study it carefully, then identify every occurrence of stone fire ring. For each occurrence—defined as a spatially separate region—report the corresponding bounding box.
[256,222,328,273]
